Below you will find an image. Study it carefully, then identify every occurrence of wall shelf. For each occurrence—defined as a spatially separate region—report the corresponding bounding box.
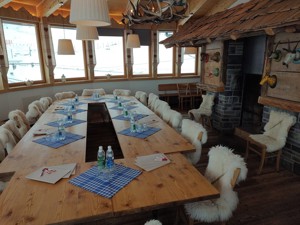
[258,96,300,113]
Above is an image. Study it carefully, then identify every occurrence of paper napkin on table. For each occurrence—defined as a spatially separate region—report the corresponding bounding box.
[33,128,56,136]
[26,163,77,184]
[135,153,171,172]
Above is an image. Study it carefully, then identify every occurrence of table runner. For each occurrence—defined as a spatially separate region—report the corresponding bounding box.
[118,127,161,139]
[69,164,142,198]
[33,132,85,149]
[46,119,86,128]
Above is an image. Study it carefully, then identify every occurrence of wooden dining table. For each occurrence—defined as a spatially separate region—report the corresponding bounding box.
[0,95,219,225]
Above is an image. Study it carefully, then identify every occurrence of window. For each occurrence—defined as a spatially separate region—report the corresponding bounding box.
[2,21,43,84]
[51,27,85,80]
[94,36,124,77]
[181,47,198,74]
[157,31,174,75]
[132,46,150,76]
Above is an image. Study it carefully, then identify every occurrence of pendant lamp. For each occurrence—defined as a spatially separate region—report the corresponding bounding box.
[126,34,140,48]
[57,39,75,55]
[70,0,111,27]
[76,26,99,40]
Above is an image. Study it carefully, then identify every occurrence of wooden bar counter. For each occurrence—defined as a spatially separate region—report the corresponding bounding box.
[0,96,219,224]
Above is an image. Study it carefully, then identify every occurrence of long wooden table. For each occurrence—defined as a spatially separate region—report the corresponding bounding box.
[0,96,219,224]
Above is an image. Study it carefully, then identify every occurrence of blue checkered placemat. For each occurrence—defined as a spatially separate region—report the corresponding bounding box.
[60,102,86,106]
[69,164,142,198]
[46,119,86,128]
[110,105,137,111]
[33,132,85,149]
[83,97,107,102]
[112,114,148,121]
[118,127,161,139]
[54,108,86,115]
[106,99,131,104]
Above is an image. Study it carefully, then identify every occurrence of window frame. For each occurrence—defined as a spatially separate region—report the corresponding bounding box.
[2,19,46,87]
[131,45,151,78]
[180,47,199,76]
[49,25,88,82]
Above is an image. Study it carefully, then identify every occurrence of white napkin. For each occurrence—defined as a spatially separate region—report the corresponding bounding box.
[135,153,170,172]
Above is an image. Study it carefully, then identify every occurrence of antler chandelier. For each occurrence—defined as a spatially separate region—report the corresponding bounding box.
[122,0,189,25]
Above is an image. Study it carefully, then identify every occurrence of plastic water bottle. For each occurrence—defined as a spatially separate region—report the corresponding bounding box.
[117,99,123,109]
[57,121,66,141]
[71,101,76,112]
[105,146,114,170]
[74,94,79,103]
[66,108,73,123]
[123,105,129,117]
[97,146,105,171]
[130,115,136,133]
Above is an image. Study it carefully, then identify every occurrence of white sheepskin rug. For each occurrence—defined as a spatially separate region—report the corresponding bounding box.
[184,145,247,223]
[144,219,162,225]
[249,110,296,152]
[181,119,208,165]
[188,94,215,122]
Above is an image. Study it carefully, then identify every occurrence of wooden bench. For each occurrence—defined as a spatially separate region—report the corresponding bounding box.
[158,83,178,104]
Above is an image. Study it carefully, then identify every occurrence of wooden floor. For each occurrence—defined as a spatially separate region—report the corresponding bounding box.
[79,129,300,225]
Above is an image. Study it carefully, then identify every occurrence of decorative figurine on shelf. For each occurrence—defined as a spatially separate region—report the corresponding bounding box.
[201,53,209,63]
[282,39,299,68]
[269,41,282,62]
[61,74,66,83]
[106,73,111,79]
[259,74,277,88]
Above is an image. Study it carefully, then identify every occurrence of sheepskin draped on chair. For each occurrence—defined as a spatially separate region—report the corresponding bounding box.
[144,219,162,225]
[81,88,106,96]
[8,110,30,138]
[135,91,148,106]
[183,145,247,225]
[113,89,131,96]
[39,97,53,111]
[2,120,22,143]
[148,93,159,111]
[188,94,215,128]
[26,102,43,126]
[156,100,170,118]
[181,119,207,165]
[55,91,76,100]
[168,110,183,132]
[246,110,296,174]
[0,126,17,158]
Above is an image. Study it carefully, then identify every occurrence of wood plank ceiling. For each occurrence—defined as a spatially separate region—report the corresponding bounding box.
[0,0,242,24]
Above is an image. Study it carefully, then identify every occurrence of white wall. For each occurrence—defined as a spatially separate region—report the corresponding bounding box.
[0,77,199,121]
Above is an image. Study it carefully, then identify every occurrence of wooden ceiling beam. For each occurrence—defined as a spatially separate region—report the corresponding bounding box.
[0,0,12,8]
[37,0,69,18]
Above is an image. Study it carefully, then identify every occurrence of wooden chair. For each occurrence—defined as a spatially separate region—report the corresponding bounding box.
[39,97,53,111]
[148,93,159,111]
[0,126,17,157]
[8,110,30,138]
[177,83,192,110]
[189,83,202,108]
[135,91,148,106]
[245,110,296,174]
[26,101,43,126]
[113,89,131,96]
[82,88,106,96]
[188,94,215,129]
[175,145,248,225]
[168,110,183,132]
[181,119,208,165]
[55,91,76,100]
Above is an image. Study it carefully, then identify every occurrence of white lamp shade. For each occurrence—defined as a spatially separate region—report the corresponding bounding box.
[76,26,99,40]
[70,0,111,27]
[57,39,75,55]
[126,34,141,48]
[185,47,197,54]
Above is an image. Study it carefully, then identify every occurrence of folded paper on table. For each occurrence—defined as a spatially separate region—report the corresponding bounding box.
[135,153,171,172]
[33,128,56,136]
[26,163,77,184]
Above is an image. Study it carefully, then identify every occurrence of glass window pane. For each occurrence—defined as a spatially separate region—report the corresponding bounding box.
[181,54,196,74]
[157,31,173,74]
[133,46,149,75]
[94,36,124,77]
[3,21,43,84]
[51,27,85,79]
